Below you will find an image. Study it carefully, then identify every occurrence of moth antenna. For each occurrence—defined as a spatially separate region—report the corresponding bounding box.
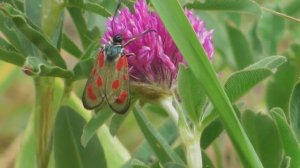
[124,29,157,47]
[111,0,124,36]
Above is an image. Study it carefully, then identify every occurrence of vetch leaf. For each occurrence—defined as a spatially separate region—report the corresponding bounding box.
[22,57,73,78]
[225,69,272,102]
[225,56,286,102]
[202,56,286,148]
[0,3,67,68]
[242,110,283,168]
[73,58,94,80]
[266,62,299,115]
[0,12,36,56]
[62,33,82,58]
[226,22,254,69]
[67,7,101,49]
[65,1,111,18]
[150,0,263,167]
[54,106,107,168]
[133,105,184,165]
[270,108,300,168]
[290,80,300,141]
[186,0,261,16]
[178,65,207,124]
[0,38,25,66]
[245,55,287,70]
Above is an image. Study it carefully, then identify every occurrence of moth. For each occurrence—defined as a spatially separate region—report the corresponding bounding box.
[82,0,154,114]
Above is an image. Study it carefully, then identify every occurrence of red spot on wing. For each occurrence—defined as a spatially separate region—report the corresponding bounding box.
[112,80,120,89]
[87,84,97,100]
[98,52,104,68]
[96,76,103,87]
[122,74,127,81]
[116,91,128,104]
[116,57,124,71]
[92,68,96,76]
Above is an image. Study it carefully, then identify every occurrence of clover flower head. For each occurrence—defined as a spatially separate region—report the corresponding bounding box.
[102,0,214,100]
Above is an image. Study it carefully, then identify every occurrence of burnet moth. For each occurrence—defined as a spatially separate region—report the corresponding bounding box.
[82,0,154,114]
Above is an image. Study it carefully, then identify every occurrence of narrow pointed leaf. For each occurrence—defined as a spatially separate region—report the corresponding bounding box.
[150,1,263,167]
[54,106,107,168]
[81,107,112,147]
[270,108,300,168]
[133,106,184,165]
[0,3,67,68]
[186,0,261,16]
[290,81,300,141]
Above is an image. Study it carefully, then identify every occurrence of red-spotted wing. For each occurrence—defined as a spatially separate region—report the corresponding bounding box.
[82,49,106,109]
[105,55,130,114]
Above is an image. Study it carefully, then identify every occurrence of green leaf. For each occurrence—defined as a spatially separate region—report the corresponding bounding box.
[266,62,299,115]
[257,5,285,55]
[242,110,283,168]
[226,22,254,69]
[245,55,287,70]
[23,57,73,78]
[186,0,261,16]
[67,7,101,49]
[202,56,286,148]
[24,0,41,26]
[130,159,149,168]
[201,118,223,149]
[0,3,67,68]
[270,108,300,168]
[61,33,82,58]
[0,12,36,56]
[131,119,178,164]
[65,1,111,18]
[225,69,272,101]
[133,105,184,165]
[150,0,263,167]
[73,58,94,80]
[178,65,207,124]
[163,162,186,168]
[0,38,25,66]
[54,106,107,168]
[290,80,300,141]
[225,56,286,102]
[81,107,112,147]
[109,113,129,136]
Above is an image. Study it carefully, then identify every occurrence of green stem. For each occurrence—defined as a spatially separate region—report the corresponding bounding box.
[159,97,179,124]
[160,96,202,168]
[261,6,300,23]
[34,77,56,168]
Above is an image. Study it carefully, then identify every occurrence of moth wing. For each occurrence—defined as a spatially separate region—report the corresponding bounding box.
[82,49,106,109]
[105,55,130,114]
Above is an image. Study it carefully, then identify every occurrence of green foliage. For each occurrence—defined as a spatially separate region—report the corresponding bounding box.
[1,0,300,168]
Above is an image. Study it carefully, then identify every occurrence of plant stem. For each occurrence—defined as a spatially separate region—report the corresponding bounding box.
[160,96,202,168]
[185,134,202,168]
[34,77,56,168]
[261,6,300,23]
[159,97,179,124]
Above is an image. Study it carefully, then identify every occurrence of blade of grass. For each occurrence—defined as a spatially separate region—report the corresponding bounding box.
[150,0,263,167]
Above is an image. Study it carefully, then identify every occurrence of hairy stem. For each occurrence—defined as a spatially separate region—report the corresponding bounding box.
[160,96,202,168]
[159,97,179,124]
